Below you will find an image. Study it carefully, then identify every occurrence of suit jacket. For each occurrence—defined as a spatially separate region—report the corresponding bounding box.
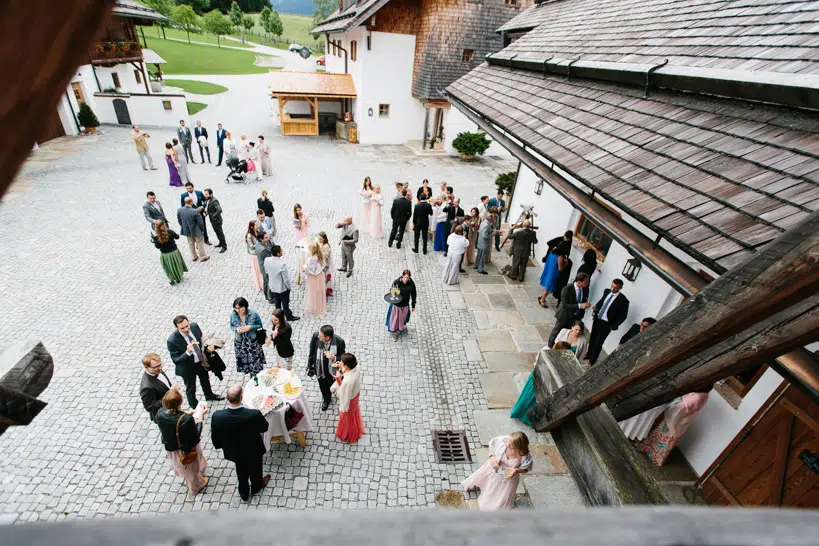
[264,256,291,293]
[555,283,590,324]
[509,227,538,257]
[177,205,205,237]
[215,128,227,147]
[593,289,630,330]
[140,371,172,422]
[338,224,359,250]
[477,218,493,250]
[167,322,205,377]
[211,406,269,462]
[391,198,412,223]
[255,217,273,235]
[194,126,208,142]
[143,200,168,227]
[443,204,464,223]
[413,201,433,230]
[307,333,346,378]
[181,190,205,209]
[177,126,193,145]
[156,408,200,453]
[620,323,641,346]
[205,197,223,224]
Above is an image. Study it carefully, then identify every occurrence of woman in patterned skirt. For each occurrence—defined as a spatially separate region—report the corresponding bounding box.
[229,297,266,376]
[153,221,187,285]
[334,353,364,444]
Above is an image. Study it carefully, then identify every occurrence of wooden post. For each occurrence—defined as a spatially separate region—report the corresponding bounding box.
[277,96,284,136]
[529,210,819,432]
[609,295,819,420]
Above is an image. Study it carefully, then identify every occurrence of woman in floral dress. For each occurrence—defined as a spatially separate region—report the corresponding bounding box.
[229,297,266,376]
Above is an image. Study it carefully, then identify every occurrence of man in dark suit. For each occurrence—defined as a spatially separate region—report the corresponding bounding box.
[548,272,591,346]
[442,198,464,257]
[587,279,630,364]
[176,120,195,163]
[178,197,209,262]
[139,351,172,422]
[194,120,210,164]
[507,220,538,281]
[167,315,223,408]
[203,188,226,252]
[412,195,433,254]
[211,385,271,502]
[388,189,412,249]
[307,325,346,411]
[143,191,168,234]
[619,317,657,348]
[215,123,227,166]
[181,182,210,245]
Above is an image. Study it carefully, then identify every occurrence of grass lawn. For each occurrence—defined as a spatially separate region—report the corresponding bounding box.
[164,79,228,95]
[232,13,324,53]
[187,102,207,115]
[146,26,254,49]
[144,36,272,75]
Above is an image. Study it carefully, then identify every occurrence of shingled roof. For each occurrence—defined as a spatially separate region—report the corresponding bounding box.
[312,0,390,35]
[447,0,819,272]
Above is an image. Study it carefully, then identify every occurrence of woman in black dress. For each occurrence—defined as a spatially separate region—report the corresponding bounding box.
[153,221,187,285]
[577,248,598,281]
[268,308,294,369]
[257,189,277,237]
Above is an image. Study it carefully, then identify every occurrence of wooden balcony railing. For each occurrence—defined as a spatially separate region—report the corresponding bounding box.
[90,41,142,64]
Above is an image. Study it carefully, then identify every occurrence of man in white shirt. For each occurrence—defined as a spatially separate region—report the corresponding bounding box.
[588,278,631,365]
[264,245,300,321]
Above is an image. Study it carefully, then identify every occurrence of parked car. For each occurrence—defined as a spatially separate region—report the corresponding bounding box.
[288,43,304,52]
[316,56,326,66]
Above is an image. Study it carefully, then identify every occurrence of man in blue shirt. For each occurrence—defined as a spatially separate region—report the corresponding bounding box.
[487,190,506,251]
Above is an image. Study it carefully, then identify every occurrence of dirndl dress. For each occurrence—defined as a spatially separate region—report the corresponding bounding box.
[385,304,411,333]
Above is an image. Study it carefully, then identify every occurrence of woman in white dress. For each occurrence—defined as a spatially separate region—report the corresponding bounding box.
[358,177,374,235]
[257,135,273,176]
[369,185,385,238]
[225,131,238,161]
[442,225,469,285]
[247,142,262,181]
[239,133,250,159]
[462,432,532,510]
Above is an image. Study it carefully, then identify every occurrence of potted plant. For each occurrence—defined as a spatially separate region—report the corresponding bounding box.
[452,131,491,160]
[433,125,444,150]
[495,171,516,197]
[77,102,100,134]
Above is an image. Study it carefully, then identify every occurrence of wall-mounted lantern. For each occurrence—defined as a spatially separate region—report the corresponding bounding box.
[535,180,544,195]
[622,257,642,282]
[368,107,374,117]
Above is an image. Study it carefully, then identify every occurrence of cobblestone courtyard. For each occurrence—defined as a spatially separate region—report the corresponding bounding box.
[0,91,518,522]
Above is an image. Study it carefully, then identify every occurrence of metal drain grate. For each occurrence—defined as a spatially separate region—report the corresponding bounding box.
[432,430,472,464]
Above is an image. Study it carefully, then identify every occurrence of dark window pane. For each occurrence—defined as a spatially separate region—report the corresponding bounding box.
[599,234,613,256]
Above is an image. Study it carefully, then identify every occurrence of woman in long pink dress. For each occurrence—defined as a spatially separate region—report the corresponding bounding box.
[303,241,327,316]
[462,432,532,510]
[293,203,309,244]
[244,222,263,292]
[369,185,385,238]
[318,231,333,297]
[334,353,364,444]
[359,177,373,235]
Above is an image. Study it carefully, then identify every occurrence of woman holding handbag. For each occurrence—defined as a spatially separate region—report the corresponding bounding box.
[155,388,209,500]
[229,297,266,376]
[266,309,294,370]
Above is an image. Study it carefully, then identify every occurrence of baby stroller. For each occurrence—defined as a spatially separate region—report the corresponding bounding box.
[225,157,249,184]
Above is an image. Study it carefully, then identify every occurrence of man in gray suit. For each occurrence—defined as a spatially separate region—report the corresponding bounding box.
[143,191,167,234]
[177,197,209,262]
[264,245,299,321]
[176,120,196,164]
[475,212,497,275]
[507,220,538,281]
[335,215,359,278]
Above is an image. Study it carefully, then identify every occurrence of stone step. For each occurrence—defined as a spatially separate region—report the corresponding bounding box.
[523,475,585,509]
[483,351,536,373]
[473,409,553,446]
[475,444,568,479]
[479,372,520,409]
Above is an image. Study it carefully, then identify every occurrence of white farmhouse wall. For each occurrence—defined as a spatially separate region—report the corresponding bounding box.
[96,64,148,94]
[56,94,80,136]
[327,29,425,145]
[444,107,511,157]
[94,93,187,127]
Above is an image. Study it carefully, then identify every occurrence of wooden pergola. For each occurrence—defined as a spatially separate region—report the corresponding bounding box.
[268,71,357,136]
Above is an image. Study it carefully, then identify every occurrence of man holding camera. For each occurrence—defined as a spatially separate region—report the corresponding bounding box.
[306,325,346,411]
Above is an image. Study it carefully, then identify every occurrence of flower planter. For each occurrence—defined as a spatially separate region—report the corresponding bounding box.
[84,127,97,134]
[433,141,443,150]
[459,152,475,160]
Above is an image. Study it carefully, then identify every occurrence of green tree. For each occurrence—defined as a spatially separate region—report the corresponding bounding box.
[259,5,271,30]
[171,4,202,44]
[242,15,255,43]
[146,0,173,39]
[176,0,209,13]
[313,0,336,27]
[265,10,283,43]
[203,9,233,48]
[229,1,244,30]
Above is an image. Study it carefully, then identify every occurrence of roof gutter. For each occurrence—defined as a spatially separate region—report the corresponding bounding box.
[486,54,819,111]
[446,90,819,406]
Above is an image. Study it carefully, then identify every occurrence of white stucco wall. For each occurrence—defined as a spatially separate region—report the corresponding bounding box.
[444,107,511,158]
[96,63,149,94]
[326,28,425,145]
[94,93,187,127]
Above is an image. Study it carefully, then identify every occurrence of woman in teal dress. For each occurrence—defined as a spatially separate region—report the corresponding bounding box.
[510,341,572,426]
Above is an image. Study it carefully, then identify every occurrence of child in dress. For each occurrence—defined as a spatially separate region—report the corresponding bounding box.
[462,431,532,510]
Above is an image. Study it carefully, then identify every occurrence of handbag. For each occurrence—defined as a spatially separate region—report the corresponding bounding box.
[285,404,304,430]
[175,414,198,466]
[256,328,267,345]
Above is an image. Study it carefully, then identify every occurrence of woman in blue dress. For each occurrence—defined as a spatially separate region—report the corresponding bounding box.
[432,200,448,251]
[538,231,572,307]
[510,341,571,426]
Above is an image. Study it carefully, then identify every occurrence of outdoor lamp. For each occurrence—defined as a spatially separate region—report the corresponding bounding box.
[622,257,642,282]
[535,180,544,195]
[368,107,374,117]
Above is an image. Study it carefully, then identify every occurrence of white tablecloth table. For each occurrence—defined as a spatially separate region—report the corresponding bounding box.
[243,371,313,450]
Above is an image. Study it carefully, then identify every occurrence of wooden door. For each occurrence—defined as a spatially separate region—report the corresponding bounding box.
[700,385,819,507]
[71,82,84,103]
[113,98,131,125]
